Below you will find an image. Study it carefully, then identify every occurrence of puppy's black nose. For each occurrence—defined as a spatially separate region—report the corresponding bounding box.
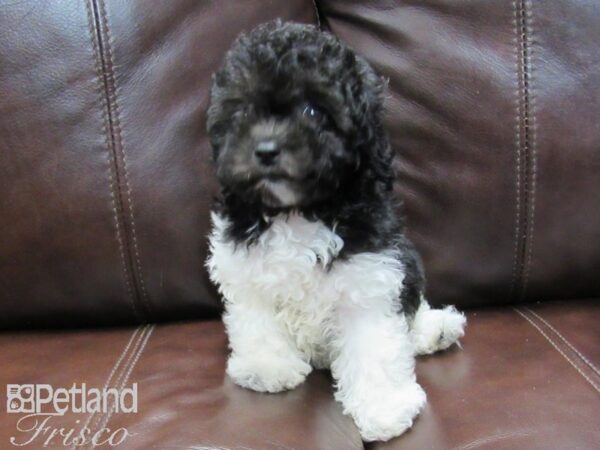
[254,140,280,166]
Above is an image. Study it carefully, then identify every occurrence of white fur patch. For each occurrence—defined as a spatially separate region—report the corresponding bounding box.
[207,213,405,362]
[410,300,466,355]
[206,212,464,441]
[259,179,299,206]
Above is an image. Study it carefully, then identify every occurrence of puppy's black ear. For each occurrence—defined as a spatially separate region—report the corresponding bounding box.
[351,56,394,192]
[206,104,224,162]
[207,71,233,162]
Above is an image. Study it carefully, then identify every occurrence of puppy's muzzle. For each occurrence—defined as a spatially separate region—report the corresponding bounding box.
[251,120,287,167]
[255,140,280,166]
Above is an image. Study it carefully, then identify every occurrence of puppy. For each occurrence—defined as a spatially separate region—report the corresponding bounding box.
[206,20,466,442]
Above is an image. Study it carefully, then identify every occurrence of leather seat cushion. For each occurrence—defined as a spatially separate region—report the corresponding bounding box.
[1,299,598,449]
[375,299,600,449]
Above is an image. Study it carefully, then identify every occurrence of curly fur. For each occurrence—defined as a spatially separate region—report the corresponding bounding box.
[206,21,466,442]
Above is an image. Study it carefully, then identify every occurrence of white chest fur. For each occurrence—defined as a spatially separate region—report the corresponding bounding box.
[206,212,406,363]
[206,213,466,443]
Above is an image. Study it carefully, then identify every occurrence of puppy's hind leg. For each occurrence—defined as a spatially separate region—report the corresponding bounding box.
[409,299,466,356]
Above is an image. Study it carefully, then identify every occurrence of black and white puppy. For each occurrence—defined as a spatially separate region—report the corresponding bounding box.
[206,21,465,442]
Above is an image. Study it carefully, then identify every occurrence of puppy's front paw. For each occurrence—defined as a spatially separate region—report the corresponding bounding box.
[344,382,426,442]
[227,352,312,393]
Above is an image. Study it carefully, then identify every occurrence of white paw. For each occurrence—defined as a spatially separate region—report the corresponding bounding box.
[344,382,427,442]
[411,303,466,355]
[227,352,312,393]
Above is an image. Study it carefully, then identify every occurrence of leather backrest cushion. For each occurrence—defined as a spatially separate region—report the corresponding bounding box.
[1,0,599,328]
[0,0,317,328]
[320,0,600,307]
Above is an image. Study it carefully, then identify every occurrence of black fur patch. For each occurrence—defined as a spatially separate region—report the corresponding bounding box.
[207,21,423,316]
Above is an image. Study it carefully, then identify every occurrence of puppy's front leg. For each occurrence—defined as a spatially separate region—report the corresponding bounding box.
[330,304,426,442]
[224,301,312,393]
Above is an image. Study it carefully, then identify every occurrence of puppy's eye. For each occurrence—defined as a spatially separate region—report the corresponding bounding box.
[302,103,323,120]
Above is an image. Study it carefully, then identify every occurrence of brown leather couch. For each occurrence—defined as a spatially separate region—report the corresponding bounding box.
[1,1,598,449]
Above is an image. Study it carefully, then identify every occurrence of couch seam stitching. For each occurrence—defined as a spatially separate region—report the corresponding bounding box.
[518,0,530,301]
[510,0,523,301]
[510,0,535,302]
[525,307,600,376]
[455,428,535,450]
[83,325,153,450]
[85,326,146,442]
[97,0,151,318]
[94,325,155,437]
[72,326,142,450]
[521,0,537,299]
[514,308,600,394]
[85,0,139,320]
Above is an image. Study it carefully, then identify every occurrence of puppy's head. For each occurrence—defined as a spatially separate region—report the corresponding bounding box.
[207,21,392,210]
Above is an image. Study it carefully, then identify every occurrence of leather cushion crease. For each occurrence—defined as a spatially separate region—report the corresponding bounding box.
[0,0,599,449]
